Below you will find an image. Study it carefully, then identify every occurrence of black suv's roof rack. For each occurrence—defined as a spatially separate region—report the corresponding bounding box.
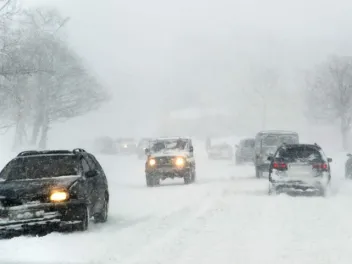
[314,143,321,149]
[17,148,87,157]
[72,148,86,154]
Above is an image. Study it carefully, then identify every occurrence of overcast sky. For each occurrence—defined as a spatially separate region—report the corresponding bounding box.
[20,0,352,144]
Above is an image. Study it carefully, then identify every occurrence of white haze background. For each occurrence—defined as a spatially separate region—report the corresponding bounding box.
[4,0,352,151]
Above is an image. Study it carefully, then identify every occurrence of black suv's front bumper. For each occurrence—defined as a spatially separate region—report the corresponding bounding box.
[0,200,87,236]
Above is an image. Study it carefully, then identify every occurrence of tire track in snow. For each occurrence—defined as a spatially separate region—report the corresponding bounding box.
[119,188,223,264]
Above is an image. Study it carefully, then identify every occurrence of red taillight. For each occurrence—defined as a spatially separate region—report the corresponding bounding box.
[273,162,287,170]
[312,163,328,170]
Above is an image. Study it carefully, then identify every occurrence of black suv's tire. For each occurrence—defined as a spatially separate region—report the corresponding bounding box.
[94,195,109,223]
[76,206,89,231]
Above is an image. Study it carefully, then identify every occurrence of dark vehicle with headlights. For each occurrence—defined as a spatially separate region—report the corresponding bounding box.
[235,138,255,164]
[145,137,196,186]
[268,143,332,196]
[207,142,233,160]
[136,138,153,159]
[0,148,109,237]
[254,130,299,178]
[116,138,137,155]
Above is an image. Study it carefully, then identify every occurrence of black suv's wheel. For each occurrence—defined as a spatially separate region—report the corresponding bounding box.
[76,206,89,231]
[94,194,109,223]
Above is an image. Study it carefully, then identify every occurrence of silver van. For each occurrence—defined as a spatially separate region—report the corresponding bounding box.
[254,130,299,178]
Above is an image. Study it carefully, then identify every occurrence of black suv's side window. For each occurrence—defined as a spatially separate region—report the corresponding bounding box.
[88,155,105,176]
[85,155,97,170]
[81,158,90,173]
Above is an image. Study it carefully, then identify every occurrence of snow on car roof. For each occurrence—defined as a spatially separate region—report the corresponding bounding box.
[257,130,298,135]
[152,136,191,141]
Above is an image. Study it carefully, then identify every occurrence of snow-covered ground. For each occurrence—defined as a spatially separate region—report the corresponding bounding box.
[0,142,351,264]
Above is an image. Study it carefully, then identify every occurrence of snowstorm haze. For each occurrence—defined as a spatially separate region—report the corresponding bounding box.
[17,0,352,149]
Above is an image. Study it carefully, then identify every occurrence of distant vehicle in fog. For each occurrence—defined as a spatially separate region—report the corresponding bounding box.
[93,136,118,155]
[235,138,255,164]
[136,138,153,159]
[116,138,137,155]
[254,130,299,178]
[268,143,332,196]
[207,142,233,160]
[345,153,352,179]
[144,137,196,186]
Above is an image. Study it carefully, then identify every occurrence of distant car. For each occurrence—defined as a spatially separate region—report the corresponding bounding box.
[145,137,196,186]
[93,136,118,155]
[254,130,299,178]
[207,143,233,160]
[0,148,109,237]
[268,143,332,196]
[116,138,137,155]
[345,153,352,179]
[235,138,255,164]
[136,138,153,159]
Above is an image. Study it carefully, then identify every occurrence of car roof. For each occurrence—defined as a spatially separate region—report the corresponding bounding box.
[256,130,298,135]
[152,137,191,141]
[279,143,321,149]
[16,148,87,158]
[240,138,255,142]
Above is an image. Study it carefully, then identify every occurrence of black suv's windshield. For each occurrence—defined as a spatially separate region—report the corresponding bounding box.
[276,146,322,162]
[0,155,80,181]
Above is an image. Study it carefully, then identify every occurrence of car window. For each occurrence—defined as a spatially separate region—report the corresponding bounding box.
[81,158,90,173]
[85,155,97,170]
[275,146,322,162]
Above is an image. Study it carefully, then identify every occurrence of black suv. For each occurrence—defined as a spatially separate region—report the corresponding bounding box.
[268,143,332,196]
[145,137,196,186]
[0,148,109,236]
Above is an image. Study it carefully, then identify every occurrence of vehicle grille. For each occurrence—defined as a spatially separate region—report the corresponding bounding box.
[155,157,174,166]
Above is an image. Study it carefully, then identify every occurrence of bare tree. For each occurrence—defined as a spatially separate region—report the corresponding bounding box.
[0,6,109,149]
[306,55,352,150]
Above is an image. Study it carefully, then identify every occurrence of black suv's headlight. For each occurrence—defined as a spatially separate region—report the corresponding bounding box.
[49,190,69,202]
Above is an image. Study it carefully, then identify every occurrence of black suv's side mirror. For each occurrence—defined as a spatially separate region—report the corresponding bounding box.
[267,156,273,161]
[190,146,194,152]
[327,157,333,162]
[85,169,98,178]
[145,148,150,155]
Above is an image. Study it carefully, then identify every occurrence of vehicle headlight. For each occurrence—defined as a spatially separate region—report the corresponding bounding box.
[50,190,69,202]
[123,144,128,148]
[175,157,185,167]
[149,158,156,166]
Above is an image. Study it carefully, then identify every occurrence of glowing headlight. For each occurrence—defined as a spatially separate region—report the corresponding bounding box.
[123,144,128,148]
[149,158,156,166]
[50,190,69,202]
[175,157,185,166]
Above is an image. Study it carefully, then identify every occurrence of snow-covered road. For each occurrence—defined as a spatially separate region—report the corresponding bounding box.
[0,149,352,264]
